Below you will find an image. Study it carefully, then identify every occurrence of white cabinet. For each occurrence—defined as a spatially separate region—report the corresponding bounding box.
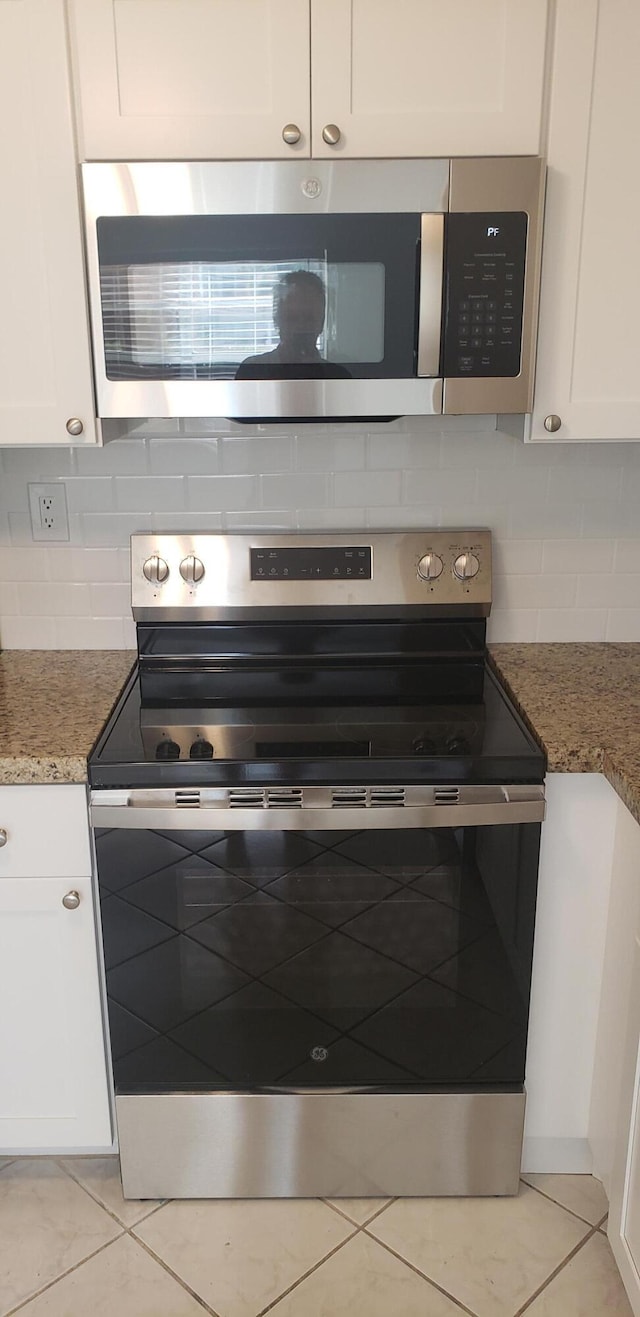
[530,0,640,441]
[0,0,97,446]
[590,800,640,1313]
[0,786,111,1151]
[69,0,549,161]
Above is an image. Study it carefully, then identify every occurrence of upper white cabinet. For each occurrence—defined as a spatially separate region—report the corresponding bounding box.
[310,0,549,159]
[530,0,640,441]
[0,0,97,446]
[69,0,549,161]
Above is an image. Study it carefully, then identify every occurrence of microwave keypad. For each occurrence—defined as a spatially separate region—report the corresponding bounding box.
[442,212,528,378]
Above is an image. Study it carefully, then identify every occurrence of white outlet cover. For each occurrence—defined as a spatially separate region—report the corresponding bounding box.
[28,482,70,542]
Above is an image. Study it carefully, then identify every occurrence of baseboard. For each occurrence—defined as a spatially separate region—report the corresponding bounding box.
[521,1136,593,1174]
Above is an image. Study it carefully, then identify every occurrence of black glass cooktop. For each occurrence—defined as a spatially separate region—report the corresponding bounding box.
[89,663,544,788]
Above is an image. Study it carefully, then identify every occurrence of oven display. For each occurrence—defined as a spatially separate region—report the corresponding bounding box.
[251,546,372,581]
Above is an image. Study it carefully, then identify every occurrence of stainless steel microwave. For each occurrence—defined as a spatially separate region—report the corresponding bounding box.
[81,157,545,422]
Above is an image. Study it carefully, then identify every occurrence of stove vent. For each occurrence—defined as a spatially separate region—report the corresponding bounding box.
[331,788,367,808]
[434,786,461,805]
[369,787,406,807]
[227,787,304,809]
[174,789,201,808]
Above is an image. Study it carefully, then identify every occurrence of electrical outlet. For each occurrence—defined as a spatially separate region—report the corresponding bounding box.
[28,483,69,542]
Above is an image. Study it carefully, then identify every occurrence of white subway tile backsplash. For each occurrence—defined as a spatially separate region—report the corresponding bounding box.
[186,475,258,511]
[0,615,56,648]
[18,582,91,617]
[115,476,185,512]
[542,539,616,574]
[261,472,330,510]
[536,609,608,641]
[606,609,640,640]
[0,426,639,646]
[576,574,640,609]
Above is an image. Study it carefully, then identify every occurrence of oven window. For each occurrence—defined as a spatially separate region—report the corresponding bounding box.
[96,821,540,1095]
[96,213,420,381]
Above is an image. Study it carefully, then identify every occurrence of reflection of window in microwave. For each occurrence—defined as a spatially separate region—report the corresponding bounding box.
[99,260,385,371]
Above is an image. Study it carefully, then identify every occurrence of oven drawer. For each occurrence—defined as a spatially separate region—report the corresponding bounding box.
[0,785,91,879]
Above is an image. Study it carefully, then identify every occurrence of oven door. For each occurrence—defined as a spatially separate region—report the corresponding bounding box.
[82,160,446,419]
[92,785,543,1197]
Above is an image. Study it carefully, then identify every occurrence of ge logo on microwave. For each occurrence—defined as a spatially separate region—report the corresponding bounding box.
[302,178,322,199]
[487,226,500,237]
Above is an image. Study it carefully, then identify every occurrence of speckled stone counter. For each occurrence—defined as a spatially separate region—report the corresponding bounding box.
[489,642,640,826]
[0,651,135,785]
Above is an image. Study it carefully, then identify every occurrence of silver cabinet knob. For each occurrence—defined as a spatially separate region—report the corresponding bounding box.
[62,890,81,910]
[417,553,444,582]
[143,555,170,585]
[453,552,480,581]
[544,414,562,433]
[0,828,7,848]
[282,123,302,145]
[66,418,84,436]
[322,123,341,146]
[179,555,205,585]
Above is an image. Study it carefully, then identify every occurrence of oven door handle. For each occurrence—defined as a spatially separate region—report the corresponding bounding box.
[90,785,545,831]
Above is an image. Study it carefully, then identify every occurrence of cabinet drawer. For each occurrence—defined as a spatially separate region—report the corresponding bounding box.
[0,785,91,878]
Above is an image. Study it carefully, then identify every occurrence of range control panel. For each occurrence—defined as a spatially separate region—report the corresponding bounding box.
[443,211,528,379]
[131,530,492,618]
[251,545,372,581]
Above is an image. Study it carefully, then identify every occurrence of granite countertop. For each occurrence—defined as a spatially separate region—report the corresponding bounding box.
[489,642,640,826]
[0,651,135,785]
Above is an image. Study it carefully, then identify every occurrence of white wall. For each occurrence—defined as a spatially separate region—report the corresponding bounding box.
[0,415,639,648]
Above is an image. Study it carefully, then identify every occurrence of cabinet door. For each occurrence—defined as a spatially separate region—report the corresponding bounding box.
[530,0,640,441]
[311,0,549,158]
[0,877,112,1150]
[69,0,311,160]
[0,0,97,446]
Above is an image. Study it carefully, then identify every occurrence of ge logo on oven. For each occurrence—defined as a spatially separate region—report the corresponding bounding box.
[310,1046,329,1062]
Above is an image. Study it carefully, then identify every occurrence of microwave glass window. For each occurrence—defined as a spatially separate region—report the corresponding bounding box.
[100,260,386,379]
[95,213,420,381]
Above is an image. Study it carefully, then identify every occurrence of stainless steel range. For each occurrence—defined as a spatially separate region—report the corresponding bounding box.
[89,530,545,1199]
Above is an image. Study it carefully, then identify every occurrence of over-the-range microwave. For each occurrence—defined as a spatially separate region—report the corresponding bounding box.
[81,157,545,423]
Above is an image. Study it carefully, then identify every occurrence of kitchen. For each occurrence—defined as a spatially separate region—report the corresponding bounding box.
[1,1,640,1314]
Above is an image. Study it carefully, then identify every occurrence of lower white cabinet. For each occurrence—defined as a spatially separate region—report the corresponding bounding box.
[0,787,111,1151]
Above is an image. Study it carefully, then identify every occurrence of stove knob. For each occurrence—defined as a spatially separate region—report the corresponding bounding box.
[445,734,471,755]
[413,737,438,756]
[180,555,205,585]
[417,553,444,582]
[156,739,181,760]
[190,739,214,760]
[143,555,170,585]
[453,552,480,582]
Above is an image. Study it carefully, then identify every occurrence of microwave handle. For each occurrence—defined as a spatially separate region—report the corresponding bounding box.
[417,214,445,378]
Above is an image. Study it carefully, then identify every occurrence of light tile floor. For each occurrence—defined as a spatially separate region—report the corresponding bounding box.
[0,1158,631,1317]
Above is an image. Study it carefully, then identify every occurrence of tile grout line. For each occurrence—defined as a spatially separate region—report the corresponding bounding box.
[251,1223,370,1317]
[3,1233,126,1317]
[359,1226,480,1317]
[126,1230,223,1317]
[513,1222,602,1317]
[322,1195,398,1228]
[53,1157,165,1233]
[519,1177,610,1230]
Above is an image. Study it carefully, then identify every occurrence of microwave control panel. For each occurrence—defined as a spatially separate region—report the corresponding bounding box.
[442,212,528,378]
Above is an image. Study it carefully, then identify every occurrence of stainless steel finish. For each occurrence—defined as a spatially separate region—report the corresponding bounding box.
[179,555,205,584]
[444,156,546,415]
[417,552,443,581]
[544,414,562,433]
[116,1091,526,1198]
[322,123,341,146]
[453,551,480,581]
[91,783,546,831]
[62,890,81,910]
[417,214,445,378]
[65,418,84,436]
[0,828,7,847]
[142,555,169,585]
[282,123,302,145]
[131,530,492,620]
[92,377,444,423]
